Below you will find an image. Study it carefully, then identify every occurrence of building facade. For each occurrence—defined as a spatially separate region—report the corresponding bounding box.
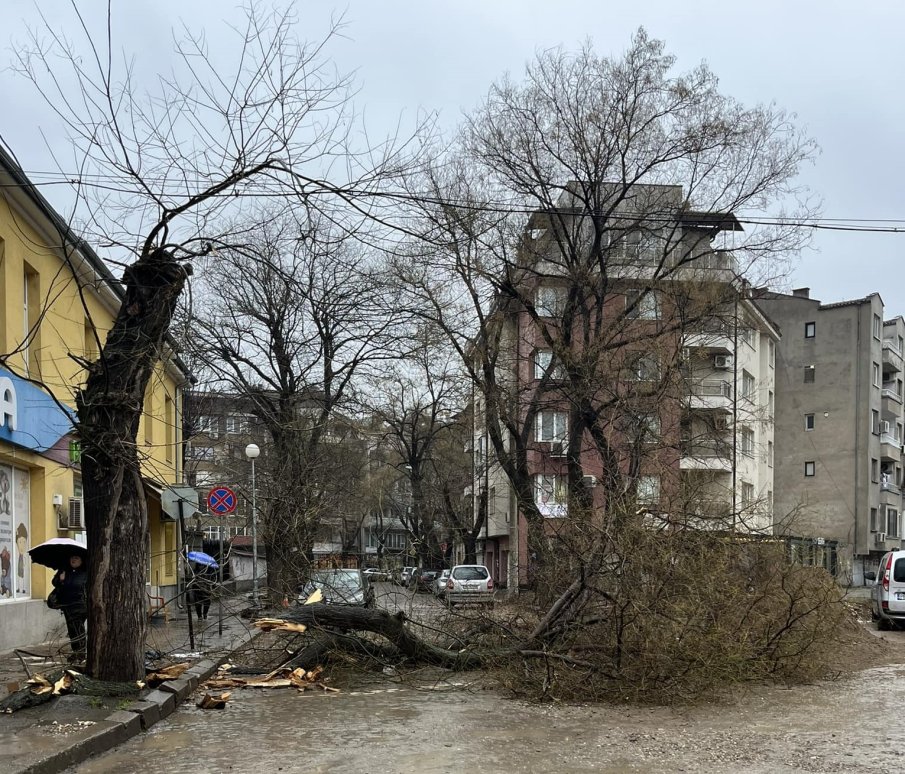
[476,183,777,588]
[0,145,187,650]
[756,288,902,583]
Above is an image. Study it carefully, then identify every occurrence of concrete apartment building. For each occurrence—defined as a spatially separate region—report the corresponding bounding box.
[477,183,778,588]
[755,289,904,584]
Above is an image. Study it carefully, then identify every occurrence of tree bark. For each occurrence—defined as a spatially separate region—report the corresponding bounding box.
[77,250,187,681]
[280,606,483,669]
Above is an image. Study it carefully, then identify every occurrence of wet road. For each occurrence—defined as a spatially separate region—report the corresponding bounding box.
[71,661,905,774]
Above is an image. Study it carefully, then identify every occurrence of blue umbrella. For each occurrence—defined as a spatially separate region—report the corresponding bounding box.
[187,551,219,569]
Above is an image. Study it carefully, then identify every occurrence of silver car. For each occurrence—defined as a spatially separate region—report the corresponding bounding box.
[433,569,451,598]
[444,564,494,605]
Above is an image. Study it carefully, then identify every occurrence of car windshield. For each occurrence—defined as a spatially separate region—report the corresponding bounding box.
[311,570,362,590]
[452,566,489,581]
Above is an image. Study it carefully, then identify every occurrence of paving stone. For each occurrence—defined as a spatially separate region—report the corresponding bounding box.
[104,709,142,736]
[144,689,177,718]
[122,699,160,730]
[158,678,192,701]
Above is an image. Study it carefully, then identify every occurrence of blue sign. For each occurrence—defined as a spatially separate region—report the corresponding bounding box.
[0,367,75,453]
[207,486,237,515]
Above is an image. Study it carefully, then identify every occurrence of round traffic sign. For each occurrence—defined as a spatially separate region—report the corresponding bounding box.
[207,486,237,515]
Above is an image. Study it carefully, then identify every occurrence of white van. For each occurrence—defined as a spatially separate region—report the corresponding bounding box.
[870,550,905,630]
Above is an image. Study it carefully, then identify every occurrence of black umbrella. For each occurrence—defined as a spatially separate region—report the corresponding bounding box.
[28,538,88,570]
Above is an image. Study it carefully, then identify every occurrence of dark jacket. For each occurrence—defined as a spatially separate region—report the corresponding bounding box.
[52,567,87,614]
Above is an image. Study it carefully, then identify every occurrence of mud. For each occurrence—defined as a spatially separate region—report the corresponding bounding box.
[70,659,905,774]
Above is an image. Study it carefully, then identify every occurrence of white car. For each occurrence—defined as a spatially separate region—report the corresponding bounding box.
[871,550,905,629]
[444,565,494,605]
[362,568,388,582]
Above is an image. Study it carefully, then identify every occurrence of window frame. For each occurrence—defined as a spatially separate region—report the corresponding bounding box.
[804,413,815,431]
[804,460,816,477]
[804,321,816,339]
[535,411,568,443]
[535,286,566,318]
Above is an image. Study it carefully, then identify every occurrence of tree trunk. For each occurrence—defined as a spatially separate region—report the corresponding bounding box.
[463,532,477,565]
[77,250,187,681]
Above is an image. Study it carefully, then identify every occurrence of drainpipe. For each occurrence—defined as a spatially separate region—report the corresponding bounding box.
[731,296,739,530]
[854,306,862,574]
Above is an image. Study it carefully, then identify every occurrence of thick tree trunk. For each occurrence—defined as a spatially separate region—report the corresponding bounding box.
[77,250,186,682]
[463,532,477,565]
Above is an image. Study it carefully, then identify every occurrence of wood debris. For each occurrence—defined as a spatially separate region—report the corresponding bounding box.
[145,662,191,687]
[197,691,231,709]
[200,665,336,694]
[254,618,308,634]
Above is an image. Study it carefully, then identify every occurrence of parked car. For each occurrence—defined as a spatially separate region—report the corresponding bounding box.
[433,569,451,598]
[444,564,494,605]
[871,550,905,629]
[416,570,440,593]
[362,567,388,582]
[399,566,418,588]
[297,568,375,608]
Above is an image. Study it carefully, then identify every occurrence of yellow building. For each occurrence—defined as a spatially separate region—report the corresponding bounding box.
[0,145,188,651]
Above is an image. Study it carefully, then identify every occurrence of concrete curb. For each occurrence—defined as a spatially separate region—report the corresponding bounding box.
[14,629,261,774]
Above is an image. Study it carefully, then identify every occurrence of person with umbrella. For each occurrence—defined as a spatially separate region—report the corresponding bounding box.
[187,551,218,620]
[29,538,88,663]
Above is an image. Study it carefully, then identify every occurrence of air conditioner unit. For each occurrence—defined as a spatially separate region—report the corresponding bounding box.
[65,498,84,530]
[880,420,891,435]
[582,474,598,488]
[713,355,732,370]
[876,532,887,545]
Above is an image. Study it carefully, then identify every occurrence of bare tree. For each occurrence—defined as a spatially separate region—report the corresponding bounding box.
[12,3,416,680]
[187,209,407,597]
[395,31,815,617]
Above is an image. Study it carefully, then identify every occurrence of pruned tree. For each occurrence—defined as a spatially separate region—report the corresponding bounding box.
[12,3,417,680]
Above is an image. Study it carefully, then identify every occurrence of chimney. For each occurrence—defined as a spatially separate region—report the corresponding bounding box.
[792,287,810,299]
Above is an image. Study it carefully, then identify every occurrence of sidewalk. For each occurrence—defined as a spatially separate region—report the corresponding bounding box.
[0,594,261,774]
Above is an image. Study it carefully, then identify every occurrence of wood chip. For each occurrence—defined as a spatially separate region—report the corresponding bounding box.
[197,691,231,709]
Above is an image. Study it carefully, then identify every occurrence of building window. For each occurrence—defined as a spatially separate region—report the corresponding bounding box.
[739,327,756,348]
[535,286,566,317]
[872,410,880,434]
[197,415,219,438]
[187,445,215,461]
[768,390,774,418]
[872,458,879,483]
[768,340,775,368]
[803,365,815,383]
[226,415,249,435]
[534,350,564,380]
[636,475,660,505]
[804,321,816,338]
[164,396,174,463]
[739,427,754,456]
[767,441,774,467]
[874,314,882,340]
[873,362,881,387]
[804,461,816,477]
[625,290,660,320]
[742,370,756,400]
[535,411,568,443]
[888,507,900,538]
[871,507,879,532]
[741,482,755,505]
[535,474,568,518]
[628,353,660,381]
[639,414,660,443]
[805,413,815,431]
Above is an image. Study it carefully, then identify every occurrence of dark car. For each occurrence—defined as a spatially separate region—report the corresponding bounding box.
[297,568,375,608]
[416,570,440,593]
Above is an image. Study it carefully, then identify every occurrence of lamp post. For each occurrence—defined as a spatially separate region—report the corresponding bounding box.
[245,443,260,605]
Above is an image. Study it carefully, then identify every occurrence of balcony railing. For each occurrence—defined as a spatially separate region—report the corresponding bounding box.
[681,439,731,458]
[882,384,903,403]
[689,380,732,398]
[881,480,902,496]
[884,339,904,358]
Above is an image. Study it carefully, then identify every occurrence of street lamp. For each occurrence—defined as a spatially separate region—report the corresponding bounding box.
[245,443,260,605]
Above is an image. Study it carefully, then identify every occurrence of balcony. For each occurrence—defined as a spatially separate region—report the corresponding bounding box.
[683,326,734,355]
[882,383,903,417]
[880,479,902,505]
[686,379,733,412]
[880,427,902,462]
[680,440,732,473]
[883,339,904,373]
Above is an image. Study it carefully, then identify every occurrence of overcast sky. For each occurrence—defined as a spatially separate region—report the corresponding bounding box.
[3,1,904,314]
